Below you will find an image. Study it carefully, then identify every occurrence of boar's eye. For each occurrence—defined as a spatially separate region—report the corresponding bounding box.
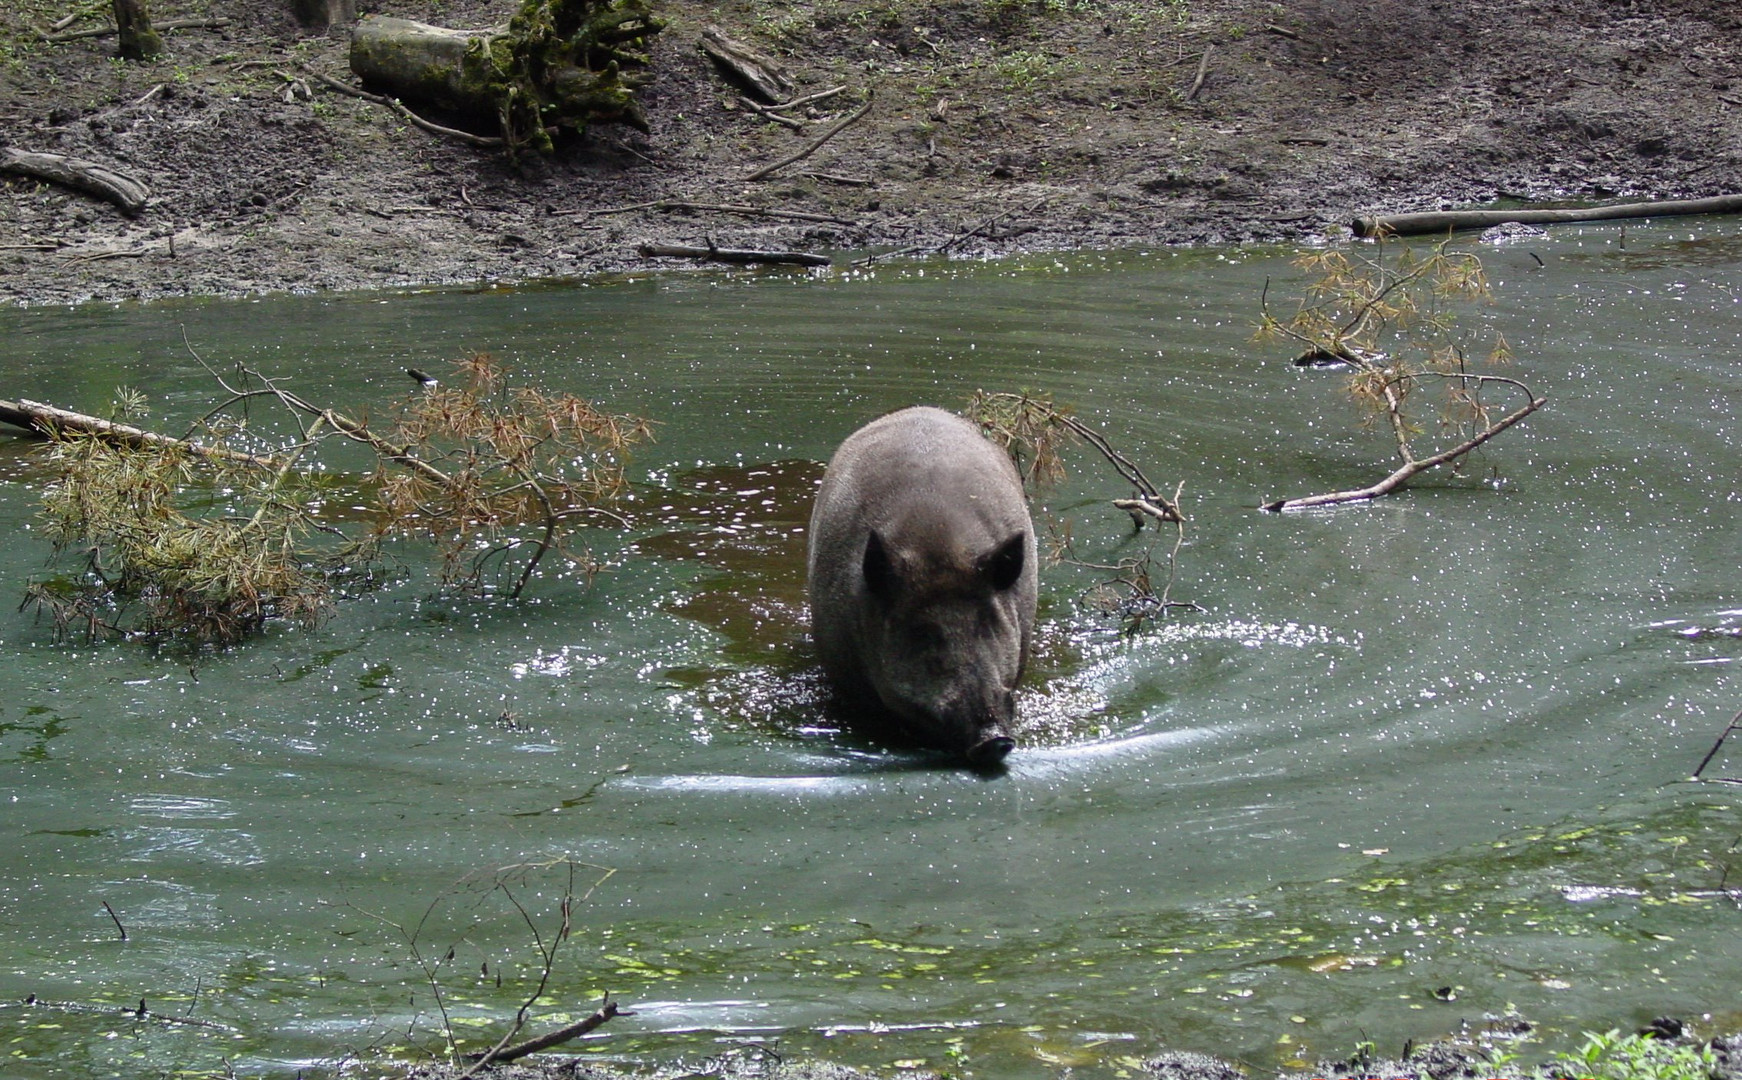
[982,532,1026,591]
[863,530,899,598]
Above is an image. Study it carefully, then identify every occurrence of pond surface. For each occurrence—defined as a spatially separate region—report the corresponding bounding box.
[0,227,1738,1079]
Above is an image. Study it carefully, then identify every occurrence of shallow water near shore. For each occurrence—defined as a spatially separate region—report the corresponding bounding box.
[0,227,1737,1078]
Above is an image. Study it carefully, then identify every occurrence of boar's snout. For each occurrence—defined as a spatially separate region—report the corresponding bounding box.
[966,731,1015,767]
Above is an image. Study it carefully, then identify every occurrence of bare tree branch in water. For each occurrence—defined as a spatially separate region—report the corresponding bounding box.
[1254,239,1546,512]
[347,857,620,1070]
[967,391,1193,633]
[1691,707,1742,785]
[19,342,650,647]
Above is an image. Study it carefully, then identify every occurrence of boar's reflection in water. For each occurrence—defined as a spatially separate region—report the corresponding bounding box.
[806,406,1038,767]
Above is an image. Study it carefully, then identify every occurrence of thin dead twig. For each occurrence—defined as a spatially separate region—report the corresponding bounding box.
[561,199,854,226]
[301,67,505,149]
[20,994,232,1031]
[853,196,1049,266]
[463,996,628,1070]
[937,195,1050,256]
[1186,45,1215,101]
[745,92,874,181]
[742,98,804,130]
[1691,708,1742,784]
[1261,382,1547,511]
[101,900,127,940]
[763,85,848,112]
[40,16,230,42]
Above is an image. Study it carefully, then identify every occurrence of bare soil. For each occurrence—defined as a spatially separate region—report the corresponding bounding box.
[3,0,1742,305]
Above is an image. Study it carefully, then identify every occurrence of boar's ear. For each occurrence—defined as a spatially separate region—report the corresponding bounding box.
[982,531,1026,592]
[863,530,899,598]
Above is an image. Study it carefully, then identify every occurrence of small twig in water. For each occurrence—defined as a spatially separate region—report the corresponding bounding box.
[102,900,127,941]
[1691,708,1742,784]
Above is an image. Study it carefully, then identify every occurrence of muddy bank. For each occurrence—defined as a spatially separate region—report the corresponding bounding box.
[3,0,1741,305]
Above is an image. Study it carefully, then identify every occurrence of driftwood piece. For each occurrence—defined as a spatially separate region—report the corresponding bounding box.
[463,999,626,1069]
[1353,194,1742,237]
[700,26,792,104]
[1260,391,1547,512]
[0,397,278,468]
[637,242,831,267]
[0,147,149,215]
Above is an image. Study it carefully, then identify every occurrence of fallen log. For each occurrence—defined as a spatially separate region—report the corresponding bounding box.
[1353,193,1742,237]
[637,242,831,267]
[0,148,149,216]
[0,397,278,468]
[349,17,494,122]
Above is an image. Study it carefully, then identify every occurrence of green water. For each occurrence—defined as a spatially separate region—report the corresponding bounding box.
[0,229,1736,1078]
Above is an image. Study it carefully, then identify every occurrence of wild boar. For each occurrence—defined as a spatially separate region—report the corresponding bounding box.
[807,406,1037,766]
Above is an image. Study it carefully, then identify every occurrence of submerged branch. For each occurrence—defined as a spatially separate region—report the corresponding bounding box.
[1262,386,1546,511]
[0,396,277,467]
[1691,707,1742,785]
[464,996,627,1069]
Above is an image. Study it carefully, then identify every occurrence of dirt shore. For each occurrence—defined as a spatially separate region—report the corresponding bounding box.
[3,0,1741,306]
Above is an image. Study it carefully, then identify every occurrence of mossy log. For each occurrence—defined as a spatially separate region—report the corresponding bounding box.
[348,0,662,152]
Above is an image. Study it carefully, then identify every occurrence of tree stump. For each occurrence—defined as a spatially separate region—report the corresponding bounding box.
[112,0,163,61]
[290,0,356,34]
